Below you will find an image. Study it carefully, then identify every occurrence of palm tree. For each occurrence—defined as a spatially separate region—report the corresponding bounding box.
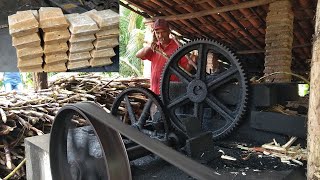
[119,6,146,77]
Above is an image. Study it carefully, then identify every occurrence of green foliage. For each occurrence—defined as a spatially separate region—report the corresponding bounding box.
[119,6,146,77]
[24,73,33,88]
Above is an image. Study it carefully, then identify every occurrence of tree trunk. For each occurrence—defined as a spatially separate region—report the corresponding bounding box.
[32,72,48,91]
[307,0,320,179]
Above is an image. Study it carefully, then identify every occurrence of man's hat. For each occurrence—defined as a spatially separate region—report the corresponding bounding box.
[153,19,170,31]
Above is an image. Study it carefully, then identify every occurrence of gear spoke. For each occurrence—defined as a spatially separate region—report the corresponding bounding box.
[167,95,190,109]
[125,95,137,124]
[137,99,153,129]
[169,66,192,84]
[205,94,234,123]
[111,87,170,142]
[196,44,208,81]
[207,67,238,90]
[194,102,204,123]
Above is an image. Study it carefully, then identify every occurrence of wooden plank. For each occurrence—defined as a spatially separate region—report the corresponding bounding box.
[307,0,320,179]
[155,0,278,21]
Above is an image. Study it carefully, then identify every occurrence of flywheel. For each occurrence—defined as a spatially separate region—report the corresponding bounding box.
[111,87,170,142]
[160,39,248,140]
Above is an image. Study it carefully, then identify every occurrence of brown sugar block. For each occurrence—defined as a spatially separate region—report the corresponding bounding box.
[17,10,39,20]
[44,63,67,72]
[66,14,99,35]
[16,46,43,59]
[90,48,115,58]
[17,57,43,68]
[67,60,90,69]
[93,38,119,49]
[43,30,70,44]
[69,52,91,61]
[84,9,119,30]
[65,13,79,18]
[44,53,68,64]
[45,59,68,66]
[8,11,39,37]
[44,42,68,55]
[96,28,119,38]
[97,34,119,40]
[12,33,41,49]
[89,57,113,67]
[19,66,43,72]
[69,42,94,53]
[39,7,68,32]
[69,34,96,43]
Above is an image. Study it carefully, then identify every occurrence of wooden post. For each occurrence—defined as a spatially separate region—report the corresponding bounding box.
[32,72,48,91]
[307,0,320,179]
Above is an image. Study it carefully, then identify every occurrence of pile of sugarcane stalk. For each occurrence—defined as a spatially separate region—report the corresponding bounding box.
[0,74,150,179]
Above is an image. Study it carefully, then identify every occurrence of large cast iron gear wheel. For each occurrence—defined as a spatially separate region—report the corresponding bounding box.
[160,39,248,140]
[111,87,171,142]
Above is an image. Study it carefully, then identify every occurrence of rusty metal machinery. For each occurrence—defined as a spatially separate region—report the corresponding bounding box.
[50,102,220,180]
[49,40,250,179]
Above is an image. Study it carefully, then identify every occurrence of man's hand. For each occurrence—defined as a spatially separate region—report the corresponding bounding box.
[150,32,158,52]
[150,41,158,52]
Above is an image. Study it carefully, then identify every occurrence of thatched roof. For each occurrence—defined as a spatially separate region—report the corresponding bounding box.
[120,0,316,76]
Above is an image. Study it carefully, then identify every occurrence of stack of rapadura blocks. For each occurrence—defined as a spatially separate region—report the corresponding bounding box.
[8,7,119,72]
[65,13,98,69]
[41,7,69,72]
[9,10,43,72]
[85,9,119,67]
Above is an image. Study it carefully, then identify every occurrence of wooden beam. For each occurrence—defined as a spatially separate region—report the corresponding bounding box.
[155,0,278,21]
[237,44,312,54]
[119,1,150,19]
[237,49,265,54]
[307,0,320,179]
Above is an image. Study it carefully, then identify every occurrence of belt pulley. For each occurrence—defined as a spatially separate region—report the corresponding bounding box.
[50,101,220,180]
[49,102,131,180]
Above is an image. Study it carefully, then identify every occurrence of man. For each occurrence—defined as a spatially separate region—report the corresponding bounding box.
[0,72,23,92]
[136,19,191,95]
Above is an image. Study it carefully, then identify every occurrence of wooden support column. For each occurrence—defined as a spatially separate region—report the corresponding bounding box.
[263,0,294,82]
[307,0,320,179]
[32,72,48,91]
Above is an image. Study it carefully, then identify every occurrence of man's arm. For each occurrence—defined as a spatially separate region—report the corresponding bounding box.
[136,46,153,59]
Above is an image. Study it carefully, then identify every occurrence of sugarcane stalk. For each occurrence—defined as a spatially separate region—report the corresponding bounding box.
[3,158,26,180]
[3,139,12,170]
[58,94,81,104]
[0,108,7,123]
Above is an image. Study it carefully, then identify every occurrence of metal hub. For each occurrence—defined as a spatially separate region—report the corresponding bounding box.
[187,79,208,103]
